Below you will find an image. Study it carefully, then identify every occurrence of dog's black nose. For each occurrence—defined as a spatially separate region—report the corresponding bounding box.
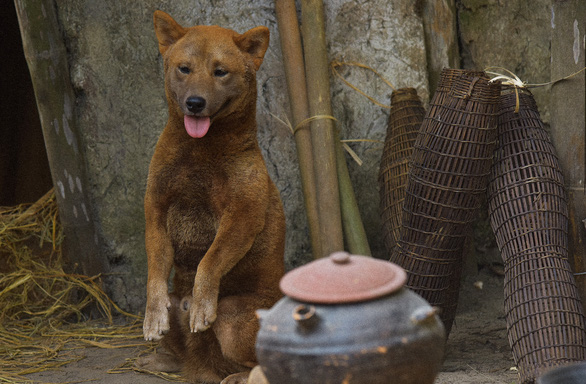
[185,96,206,114]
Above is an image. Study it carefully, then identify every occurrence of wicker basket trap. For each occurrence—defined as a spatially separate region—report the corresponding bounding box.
[390,69,500,334]
[488,87,586,383]
[379,88,425,256]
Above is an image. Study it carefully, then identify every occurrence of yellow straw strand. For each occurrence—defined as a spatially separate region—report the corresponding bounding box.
[270,113,374,165]
[486,65,586,88]
[331,60,396,109]
[294,114,338,134]
[269,112,338,135]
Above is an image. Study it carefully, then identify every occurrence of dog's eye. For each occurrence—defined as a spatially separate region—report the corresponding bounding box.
[214,69,228,77]
[178,66,190,74]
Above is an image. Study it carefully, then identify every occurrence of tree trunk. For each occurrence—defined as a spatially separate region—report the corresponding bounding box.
[14,0,106,276]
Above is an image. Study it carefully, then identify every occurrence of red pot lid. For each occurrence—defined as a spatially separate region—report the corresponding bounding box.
[279,252,407,304]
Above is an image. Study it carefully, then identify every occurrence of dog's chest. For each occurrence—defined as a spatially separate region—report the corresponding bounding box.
[160,161,226,262]
[167,197,216,256]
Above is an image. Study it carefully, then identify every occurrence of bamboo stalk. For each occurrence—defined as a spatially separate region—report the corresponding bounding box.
[300,0,371,257]
[274,0,322,259]
[300,0,344,257]
[336,143,371,256]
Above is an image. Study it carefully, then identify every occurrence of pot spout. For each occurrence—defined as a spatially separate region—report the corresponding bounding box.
[256,309,269,324]
[293,304,319,331]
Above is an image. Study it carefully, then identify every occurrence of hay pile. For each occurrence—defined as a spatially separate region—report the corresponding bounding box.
[0,190,182,382]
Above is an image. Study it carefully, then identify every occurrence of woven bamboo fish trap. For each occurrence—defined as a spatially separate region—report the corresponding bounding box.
[488,87,586,383]
[390,69,500,335]
[379,88,425,255]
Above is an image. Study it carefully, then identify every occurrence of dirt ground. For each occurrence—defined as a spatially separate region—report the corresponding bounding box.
[436,267,518,384]
[24,267,518,384]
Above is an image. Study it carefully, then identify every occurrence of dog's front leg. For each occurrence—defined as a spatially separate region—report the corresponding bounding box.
[143,200,175,341]
[189,209,265,333]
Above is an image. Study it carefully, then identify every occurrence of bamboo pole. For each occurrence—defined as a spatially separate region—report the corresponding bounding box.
[300,0,371,257]
[274,0,322,259]
[421,0,460,96]
[300,0,344,257]
[336,144,371,256]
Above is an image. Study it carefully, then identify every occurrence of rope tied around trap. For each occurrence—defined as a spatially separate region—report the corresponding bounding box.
[487,65,586,113]
[487,65,586,202]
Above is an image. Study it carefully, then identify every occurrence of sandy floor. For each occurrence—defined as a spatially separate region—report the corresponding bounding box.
[436,268,518,384]
[24,268,518,384]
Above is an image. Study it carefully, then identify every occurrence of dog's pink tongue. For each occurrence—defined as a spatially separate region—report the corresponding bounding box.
[184,115,210,138]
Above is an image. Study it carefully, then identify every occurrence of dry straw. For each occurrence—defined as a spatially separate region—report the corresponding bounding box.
[330,60,396,109]
[0,190,178,383]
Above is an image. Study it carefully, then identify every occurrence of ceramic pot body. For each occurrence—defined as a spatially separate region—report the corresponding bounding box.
[256,287,445,384]
[536,362,586,384]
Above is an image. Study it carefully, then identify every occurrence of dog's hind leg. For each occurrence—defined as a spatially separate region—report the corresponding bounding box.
[136,294,184,372]
[167,296,243,383]
[134,347,182,373]
[213,295,268,371]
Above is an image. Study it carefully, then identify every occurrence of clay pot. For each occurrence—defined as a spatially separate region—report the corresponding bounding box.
[537,362,586,384]
[255,252,446,384]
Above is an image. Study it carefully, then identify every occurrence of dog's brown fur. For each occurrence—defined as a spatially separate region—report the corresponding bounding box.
[138,10,285,384]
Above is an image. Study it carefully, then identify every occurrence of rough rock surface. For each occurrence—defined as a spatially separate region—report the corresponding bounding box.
[48,0,556,313]
[326,0,429,260]
[457,0,552,122]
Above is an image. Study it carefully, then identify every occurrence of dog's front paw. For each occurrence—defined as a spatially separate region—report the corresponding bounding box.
[143,295,172,341]
[189,293,218,333]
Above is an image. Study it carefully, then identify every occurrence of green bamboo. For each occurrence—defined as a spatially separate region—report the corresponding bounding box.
[275,0,322,259]
[300,0,344,257]
[336,143,371,256]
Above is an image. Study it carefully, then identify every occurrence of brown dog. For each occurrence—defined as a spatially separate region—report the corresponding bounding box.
[138,10,285,384]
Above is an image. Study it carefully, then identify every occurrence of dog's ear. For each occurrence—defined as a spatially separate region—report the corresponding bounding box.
[234,27,270,71]
[153,10,186,55]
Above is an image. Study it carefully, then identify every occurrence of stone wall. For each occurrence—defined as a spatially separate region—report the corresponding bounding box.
[457,0,552,122]
[50,0,428,312]
[19,0,555,313]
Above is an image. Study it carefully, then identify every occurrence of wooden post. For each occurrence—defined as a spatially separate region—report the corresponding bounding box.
[14,0,106,276]
[336,143,371,256]
[422,0,460,94]
[551,0,586,308]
